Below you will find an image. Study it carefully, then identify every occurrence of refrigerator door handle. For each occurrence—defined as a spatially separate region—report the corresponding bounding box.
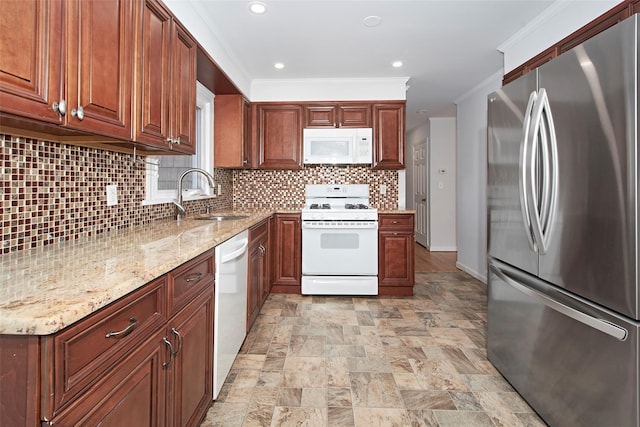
[538,89,559,253]
[489,262,628,341]
[528,88,559,255]
[519,90,538,252]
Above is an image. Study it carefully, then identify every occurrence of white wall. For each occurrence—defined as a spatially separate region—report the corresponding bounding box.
[455,72,501,283]
[428,118,456,251]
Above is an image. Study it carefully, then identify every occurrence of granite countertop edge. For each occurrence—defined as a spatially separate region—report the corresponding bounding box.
[0,210,273,336]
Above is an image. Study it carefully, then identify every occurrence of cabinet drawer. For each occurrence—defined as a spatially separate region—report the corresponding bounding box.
[249,219,269,241]
[379,214,413,230]
[48,277,167,416]
[168,249,214,316]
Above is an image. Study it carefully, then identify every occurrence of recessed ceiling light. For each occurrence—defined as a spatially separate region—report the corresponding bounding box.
[274,62,285,69]
[249,2,266,14]
[363,15,382,27]
[392,61,403,68]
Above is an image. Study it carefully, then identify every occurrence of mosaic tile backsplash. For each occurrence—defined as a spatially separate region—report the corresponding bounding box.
[233,167,398,210]
[1,135,233,254]
[2,134,399,254]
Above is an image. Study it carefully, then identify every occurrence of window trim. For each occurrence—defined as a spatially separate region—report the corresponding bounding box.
[142,82,215,206]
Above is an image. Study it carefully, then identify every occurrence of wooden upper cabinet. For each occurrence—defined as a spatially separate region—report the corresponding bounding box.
[215,94,251,168]
[170,22,197,154]
[253,103,303,169]
[65,0,134,140]
[0,0,63,124]
[305,102,371,128]
[372,102,405,169]
[133,0,171,148]
[134,0,197,154]
[633,0,640,13]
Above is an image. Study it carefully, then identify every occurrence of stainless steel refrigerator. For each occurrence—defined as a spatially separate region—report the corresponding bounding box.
[487,14,639,427]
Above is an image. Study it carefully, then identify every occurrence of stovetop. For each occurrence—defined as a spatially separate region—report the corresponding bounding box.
[302,184,377,221]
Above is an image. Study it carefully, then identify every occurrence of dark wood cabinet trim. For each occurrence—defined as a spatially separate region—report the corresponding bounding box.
[503,0,637,85]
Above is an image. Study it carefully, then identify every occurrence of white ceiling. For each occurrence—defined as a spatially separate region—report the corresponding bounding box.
[191,0,556,130]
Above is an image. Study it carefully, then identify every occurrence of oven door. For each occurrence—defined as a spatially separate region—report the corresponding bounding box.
[302,221,378,275]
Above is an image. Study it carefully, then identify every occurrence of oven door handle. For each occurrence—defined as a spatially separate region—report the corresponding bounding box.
[302,222,378,230]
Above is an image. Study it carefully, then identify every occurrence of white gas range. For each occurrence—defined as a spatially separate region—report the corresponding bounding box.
[301,184,378,295]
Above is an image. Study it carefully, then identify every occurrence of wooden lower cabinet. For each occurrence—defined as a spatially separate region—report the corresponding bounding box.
[270,213,301,293]
[50,328,168,426]
[378,213,415,296]
[247,219,270,331]
[165,288,214,427]
[0,252,214,427]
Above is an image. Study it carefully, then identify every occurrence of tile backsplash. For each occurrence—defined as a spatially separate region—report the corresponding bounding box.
[233,166,398,210]
[2,134,399,254]
[1,135,232,254]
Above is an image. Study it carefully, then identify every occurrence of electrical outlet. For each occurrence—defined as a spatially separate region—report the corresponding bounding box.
[217,184,222,195]
[106,185,118,206]
[380,184,387,195]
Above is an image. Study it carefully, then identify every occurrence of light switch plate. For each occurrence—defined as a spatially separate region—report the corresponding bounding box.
[106,185,118,206]
[380,184,387,195]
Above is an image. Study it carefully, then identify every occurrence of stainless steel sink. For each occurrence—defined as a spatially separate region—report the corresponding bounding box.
[194,215,249,221]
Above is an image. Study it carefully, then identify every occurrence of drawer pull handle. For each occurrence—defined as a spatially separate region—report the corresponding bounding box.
[171,328,183,356]
[105,317,138,338]
[162,337,174,368]
[392,221,400,224]
[185,272,203,284]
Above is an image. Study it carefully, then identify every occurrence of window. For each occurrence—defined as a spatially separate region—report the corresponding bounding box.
[144,82,215,205]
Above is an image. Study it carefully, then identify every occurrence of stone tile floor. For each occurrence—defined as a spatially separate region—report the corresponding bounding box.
[200,272,547,426]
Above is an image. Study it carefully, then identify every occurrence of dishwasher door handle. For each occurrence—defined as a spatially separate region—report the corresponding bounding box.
[220,238,249,264]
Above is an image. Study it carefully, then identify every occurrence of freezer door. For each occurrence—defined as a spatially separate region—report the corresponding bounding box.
[537,15,639,319]
[487,72,539,276]
[488,259,638,427]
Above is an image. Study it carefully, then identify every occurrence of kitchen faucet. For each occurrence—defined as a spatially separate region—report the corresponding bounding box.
[173,168,215,219]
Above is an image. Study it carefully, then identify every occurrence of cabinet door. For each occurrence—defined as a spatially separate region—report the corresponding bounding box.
[66,0,133,139]
[169,21,197,154]
[378,231,414,289]
[0,0,63,124]
[338,104,371,127]
[134,0,171,147]
[215,94,251,168]
[305,104,337,127]
[270,214,301,292]
[52,329,167,427]
[253,104,303,169]
[167,289,213,427]
[247,238,262,331]
[259,234,270,305]
[372,103,405,169]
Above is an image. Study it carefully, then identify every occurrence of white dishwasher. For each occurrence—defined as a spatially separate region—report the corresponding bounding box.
[213,230,248,399]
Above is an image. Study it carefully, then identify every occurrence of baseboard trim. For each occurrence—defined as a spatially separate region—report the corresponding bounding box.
[456,262,487,284]
[427,246,457,252]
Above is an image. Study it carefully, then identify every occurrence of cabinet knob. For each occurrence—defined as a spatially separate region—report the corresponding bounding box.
[71,106,84,121]
[52,100,67,116]
[174,136,181,145]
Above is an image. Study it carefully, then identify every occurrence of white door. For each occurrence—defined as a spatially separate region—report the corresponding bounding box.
[413,142,428,247]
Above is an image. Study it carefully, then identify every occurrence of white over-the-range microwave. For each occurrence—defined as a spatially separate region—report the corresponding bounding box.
[303,127,373,165]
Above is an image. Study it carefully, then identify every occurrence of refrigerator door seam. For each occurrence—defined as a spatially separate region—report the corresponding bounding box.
[489,261,629,341]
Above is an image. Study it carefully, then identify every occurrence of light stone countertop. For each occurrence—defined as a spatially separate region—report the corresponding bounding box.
[0,211,272,336]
